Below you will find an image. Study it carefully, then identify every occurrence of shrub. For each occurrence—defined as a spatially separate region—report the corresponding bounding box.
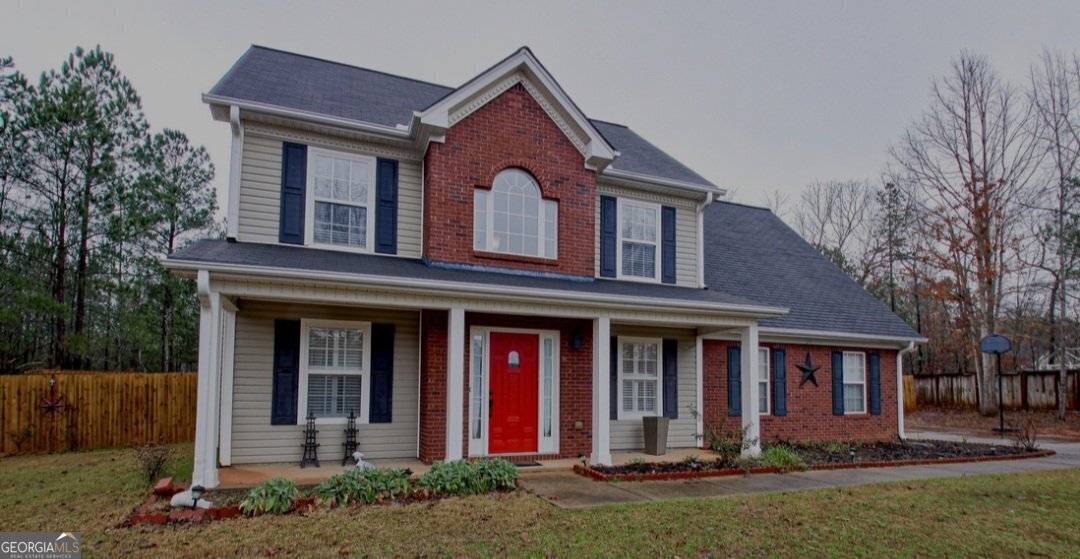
[760,444,806,472]
[417,458,517,496]
[133,439,172,485]
[681,454,705,471]
[1012,416,1039,451]
[315,467,411,507]
[689,406,758,467]
[240,477,299,515]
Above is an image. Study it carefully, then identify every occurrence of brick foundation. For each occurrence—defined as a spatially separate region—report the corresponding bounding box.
[702,341,899,443]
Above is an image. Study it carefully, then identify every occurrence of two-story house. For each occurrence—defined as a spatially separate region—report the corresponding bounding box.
[166,46,924,488]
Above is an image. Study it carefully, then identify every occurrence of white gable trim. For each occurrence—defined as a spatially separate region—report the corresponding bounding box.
[418,48,618,171]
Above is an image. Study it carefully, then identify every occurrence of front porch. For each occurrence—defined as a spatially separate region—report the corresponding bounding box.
[190,270,780,488]
[215,448,713,489]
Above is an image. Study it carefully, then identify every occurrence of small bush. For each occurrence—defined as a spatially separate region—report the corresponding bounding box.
[681,454,705,471]
[760,444,806,472]
[240,477,299,515]
[417,458,517,496]
[315,467,411,507]
[1012,416,1039,451]
[133,440,172,485]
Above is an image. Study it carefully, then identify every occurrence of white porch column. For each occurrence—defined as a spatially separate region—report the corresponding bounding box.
[695,335,705,448]
[445,307,466,461]
[217,302,237,467]
[739,324,761,458]
[193,271,222,488]
[591,316,612,465]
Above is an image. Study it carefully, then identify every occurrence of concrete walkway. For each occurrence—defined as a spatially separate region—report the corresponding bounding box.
[519,435,1080,509]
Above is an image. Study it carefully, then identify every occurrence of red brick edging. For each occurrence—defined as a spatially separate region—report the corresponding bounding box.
[573,449,1057,482]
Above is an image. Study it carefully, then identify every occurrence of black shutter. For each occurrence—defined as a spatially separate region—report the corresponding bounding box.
[662,339,678,418]
[271,320,301,425]
[727,346,741,416]
[279,143,307,244]
[374,158,398,254]
[772,348,787,416]
[868,353,881,415]
[369,323,395,423]
[600,196,617,277]
[661,206,677,284]
[609,336,618,420]
[832,351,844,415]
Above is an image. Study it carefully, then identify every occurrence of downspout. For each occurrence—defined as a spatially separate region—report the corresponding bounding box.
[226,106,244,240]
[897,341,916,439]
[696,192,715,289]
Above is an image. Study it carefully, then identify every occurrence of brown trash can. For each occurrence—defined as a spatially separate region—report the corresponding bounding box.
[643,416,669,455]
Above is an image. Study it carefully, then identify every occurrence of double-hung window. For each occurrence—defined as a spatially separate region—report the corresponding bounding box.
[618,338,662,417]
[758,348,770,415]
[617,199,660,281]
[298,319,372,423]
[842,352,866,414]
[474,168,558,258]
[307,147,376,251]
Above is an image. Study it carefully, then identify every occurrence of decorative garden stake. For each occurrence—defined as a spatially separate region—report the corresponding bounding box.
[342,409,359,466]
[41,375,65,452]
[796,353,820,388]
[300,412,320,468]
[979,334,1014,433]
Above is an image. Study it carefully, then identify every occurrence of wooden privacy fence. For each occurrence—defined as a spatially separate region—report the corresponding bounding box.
[0,372,197,454]
[912,370,1080,411]
[903,376,917,413]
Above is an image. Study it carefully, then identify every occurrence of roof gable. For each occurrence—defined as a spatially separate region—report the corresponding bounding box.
[418,47,617,171]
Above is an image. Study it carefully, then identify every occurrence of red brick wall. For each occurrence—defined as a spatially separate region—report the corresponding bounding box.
[418,310,448,463]
[702,341,899,443]
[423,84,596,276]
[417,311,594,463]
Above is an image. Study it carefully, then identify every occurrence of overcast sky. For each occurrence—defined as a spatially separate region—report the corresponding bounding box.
[4,1,1080,211]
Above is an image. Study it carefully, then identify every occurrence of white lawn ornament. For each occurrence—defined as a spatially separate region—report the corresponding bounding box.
[353,451,375,470]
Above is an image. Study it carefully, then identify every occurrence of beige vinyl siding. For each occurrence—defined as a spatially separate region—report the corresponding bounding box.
[236,123,424,258]
[230,300,419,464]
[593,182,699,288]
[609,325,698,450]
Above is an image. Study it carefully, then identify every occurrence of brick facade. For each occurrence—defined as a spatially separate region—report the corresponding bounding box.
[702,340,899,443]
[422,84,596,277]
[418,311,594,463]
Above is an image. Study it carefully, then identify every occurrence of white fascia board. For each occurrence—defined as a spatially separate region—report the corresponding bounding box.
[417,48,616,164]
[602,168,724,197]
[203,94,413,140]
[704,326,926,348]
[163,258,788,319]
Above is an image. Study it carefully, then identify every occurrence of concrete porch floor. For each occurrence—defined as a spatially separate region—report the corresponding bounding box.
[216,447,713,489]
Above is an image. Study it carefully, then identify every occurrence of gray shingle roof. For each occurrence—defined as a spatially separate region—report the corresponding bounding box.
[704,201,922,339]
[169,239,765,309]
[208,46,714,188]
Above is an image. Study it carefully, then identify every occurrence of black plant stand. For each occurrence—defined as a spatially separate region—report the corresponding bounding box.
[300,413,320,468]
[342,410,359,466]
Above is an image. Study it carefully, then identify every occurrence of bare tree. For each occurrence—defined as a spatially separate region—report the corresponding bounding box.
[793,179,878,282]
[763,189,790,218]
[1028,49,1080,419]
[890,52,1042,415]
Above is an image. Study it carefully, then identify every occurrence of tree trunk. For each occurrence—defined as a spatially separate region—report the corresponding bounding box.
[72,145,95,370]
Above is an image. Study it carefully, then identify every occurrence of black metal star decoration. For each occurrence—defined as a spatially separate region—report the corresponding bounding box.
[796,352,820,388]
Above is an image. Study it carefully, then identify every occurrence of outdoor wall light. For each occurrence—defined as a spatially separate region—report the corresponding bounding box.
[570,331,583,351]
[190,484,205,510]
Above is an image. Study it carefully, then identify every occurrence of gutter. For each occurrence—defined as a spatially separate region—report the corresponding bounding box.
[163,258,789,319]
[897,341,917,439]
[696,191,715,288]
[602,168,725,197]
[203,94,414,140]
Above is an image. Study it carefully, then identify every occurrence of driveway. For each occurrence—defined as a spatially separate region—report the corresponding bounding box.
[519,434,1080,509]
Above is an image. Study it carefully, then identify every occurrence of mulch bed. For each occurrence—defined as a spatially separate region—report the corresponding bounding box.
[576,440,1055,482]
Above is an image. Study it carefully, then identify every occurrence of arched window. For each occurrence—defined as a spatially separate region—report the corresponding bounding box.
[474,168,558,258]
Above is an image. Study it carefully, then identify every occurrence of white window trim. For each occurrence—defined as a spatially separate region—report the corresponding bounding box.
[616,336,663,419]
[297,318,373,425]
[304,146,378,254]
[842,351,867,415]
[474,171,559,260]
[467,327,560,457]
[758,347,770,416]
[615,197,662,283]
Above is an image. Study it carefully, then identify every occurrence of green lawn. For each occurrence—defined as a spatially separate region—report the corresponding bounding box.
[2,445,1079,558]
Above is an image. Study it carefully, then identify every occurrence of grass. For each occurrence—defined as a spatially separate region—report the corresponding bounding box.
[2,446,1079,558]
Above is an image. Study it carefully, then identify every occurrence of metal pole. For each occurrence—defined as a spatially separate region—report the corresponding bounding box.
[997,353,1005,432]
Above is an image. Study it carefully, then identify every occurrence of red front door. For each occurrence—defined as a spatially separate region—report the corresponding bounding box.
[488,332,539,454]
